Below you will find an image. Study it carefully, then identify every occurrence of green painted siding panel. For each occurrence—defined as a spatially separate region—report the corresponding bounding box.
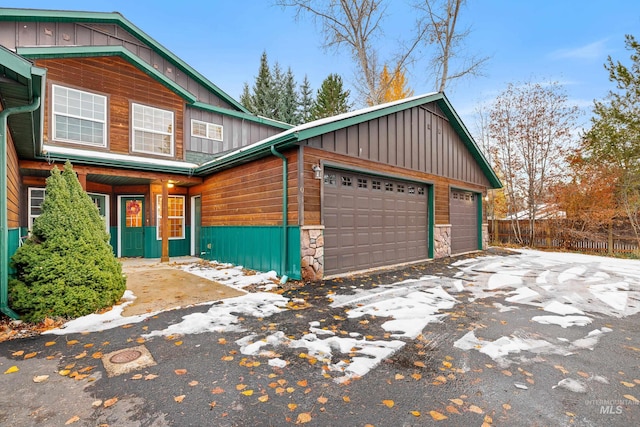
[7,228,22,275]
[109,226,117,256]
[200,226,301,280]
[143,226,191,258]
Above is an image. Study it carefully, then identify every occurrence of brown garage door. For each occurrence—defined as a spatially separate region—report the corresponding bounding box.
[323,169,428,275]
[450,189,479,254]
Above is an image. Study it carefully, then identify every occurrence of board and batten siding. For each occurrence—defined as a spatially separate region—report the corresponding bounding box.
[185,108,282,162]
[36,56,185,160]
[0,21,235,109]
[301,147,485,226]
[198,149,299,226]
[303,103,491,188]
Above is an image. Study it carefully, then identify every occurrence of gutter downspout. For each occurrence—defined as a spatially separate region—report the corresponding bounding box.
[1,95,41,319]
[270,146,288,280]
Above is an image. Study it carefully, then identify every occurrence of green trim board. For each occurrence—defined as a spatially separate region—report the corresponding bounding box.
[477,193,483,250]
[428,185,435,259]
[18,46,197,103]
[0,8,249,114]
[200,226,301,280]
[6,228,22,275]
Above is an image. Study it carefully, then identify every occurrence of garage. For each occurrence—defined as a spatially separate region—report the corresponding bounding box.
[450,189,479,254]
[323,168,429,275]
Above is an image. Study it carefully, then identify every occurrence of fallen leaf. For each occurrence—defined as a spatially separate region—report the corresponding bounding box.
[286,387,295,393]
[288,403,298,411]
[395,374,405,380]
[411,373,422,380]
[174,341,183,346]
[45,341,56,347]
[297,379,308,387]
[221,356,234,361]
[136,338,145,344]
[65,415,80,425]
[4,366,19,374]
[67,340,79,346]
[58,369,70,376]
[414,361,426,368]
[11,350,24,357]
[218,338,227,345]
[501,370,512,376]
[469,405,483,414]
[503,403,511,410]
[174,395,185,403]
[442,361,452,368]
[144,374,158,380]
[317,396,328,404]
[103,397,118,408]
[621,381,635,388]
[24,352,37,359]
[241,390,254,396]
[209,401,217,409]
[577,371,589,378]
[410,411,421,417]
[275,387,286,395]
[75,351,87,359]
[343,396,350,402]
[449,398,463,406]
[296,412,312,424]
[174,369,187,375]
[429,410,448,421]
[445,405,460,414]
[33,375,49,383]
[92,352,103,359]
[624,394,639,403]
[131,374,143,380]
[258,395,269,402]
[211,387,225,394]
[484,415,493,424]
[382,399,394,408]
[554,365,569,375]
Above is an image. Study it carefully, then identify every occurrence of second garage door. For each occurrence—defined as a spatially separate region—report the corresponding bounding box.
[450,189,479,254]
[323,168,429,275]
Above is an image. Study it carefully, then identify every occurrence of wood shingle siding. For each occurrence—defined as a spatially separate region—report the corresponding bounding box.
[36,56,185,160]
[199,149,299,226]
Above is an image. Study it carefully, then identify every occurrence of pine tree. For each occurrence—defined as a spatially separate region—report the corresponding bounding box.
[271,61,284,119]
[9,162,126,321]
[277,67,299,124]
[251,51,275,117]
[240,82,253,111]
[298,75,314,124]
[310,74,351,120]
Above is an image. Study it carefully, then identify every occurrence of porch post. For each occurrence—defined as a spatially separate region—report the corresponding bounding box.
[161,181,169,262]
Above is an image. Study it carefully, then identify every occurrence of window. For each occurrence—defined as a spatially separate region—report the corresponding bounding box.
[372,180,381,190]
[52,85,106,147]
[191,119,223,141]
[357,178,368,188]
[385,182,394,192]
[28,188,46,230]
[157,195,185,239]
[132,103,174,156]
[408,186,416,194]
[324,173,336,185]
[341,176,352,187]
[397,184,405,193]
[418,187,425,195]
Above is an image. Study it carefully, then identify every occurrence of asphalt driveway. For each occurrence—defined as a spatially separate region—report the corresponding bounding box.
[1,248,639,426]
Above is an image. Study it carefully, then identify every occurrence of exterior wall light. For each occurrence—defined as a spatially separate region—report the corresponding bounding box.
[312,163,322,180]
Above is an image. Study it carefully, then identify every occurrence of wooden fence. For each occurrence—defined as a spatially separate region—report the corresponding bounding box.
[488,220,639,254]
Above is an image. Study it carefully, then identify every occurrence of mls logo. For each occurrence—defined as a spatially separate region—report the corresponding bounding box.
[600,405,623,415]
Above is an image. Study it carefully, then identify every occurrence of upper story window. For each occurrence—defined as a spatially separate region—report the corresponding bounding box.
[191,119,223,141]
[52,85,107,147]
[132,103,174,157]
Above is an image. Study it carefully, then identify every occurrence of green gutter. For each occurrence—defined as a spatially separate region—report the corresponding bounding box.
[18,46,197,103]
[0,8,249,113]
[191,102,292,130]
[270,146,288,279]
[1,96,41,319]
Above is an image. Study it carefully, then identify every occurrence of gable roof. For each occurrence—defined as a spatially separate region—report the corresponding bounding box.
[196,92,503,189]
[0,8,247,111]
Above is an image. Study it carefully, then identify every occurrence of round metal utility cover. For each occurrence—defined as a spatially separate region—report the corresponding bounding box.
[109,349,142,364]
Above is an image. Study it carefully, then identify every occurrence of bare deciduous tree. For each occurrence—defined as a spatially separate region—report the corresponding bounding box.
[488,81,578,245]
[415,0,489,92]
[278,0,484,104]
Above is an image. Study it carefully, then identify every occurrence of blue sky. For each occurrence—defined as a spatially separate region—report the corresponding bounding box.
[6,1,640,132]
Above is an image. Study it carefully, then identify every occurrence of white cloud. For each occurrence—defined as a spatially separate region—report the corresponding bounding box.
[550,39,609,60]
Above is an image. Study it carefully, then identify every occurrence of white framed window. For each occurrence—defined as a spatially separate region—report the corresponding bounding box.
[156,195,185,240]
[28,187,46,230]
[132,103,174,156]
[52,85,107,147]
[191,119,223,141]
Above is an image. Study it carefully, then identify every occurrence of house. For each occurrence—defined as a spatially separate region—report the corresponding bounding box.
[0,8,501,317]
